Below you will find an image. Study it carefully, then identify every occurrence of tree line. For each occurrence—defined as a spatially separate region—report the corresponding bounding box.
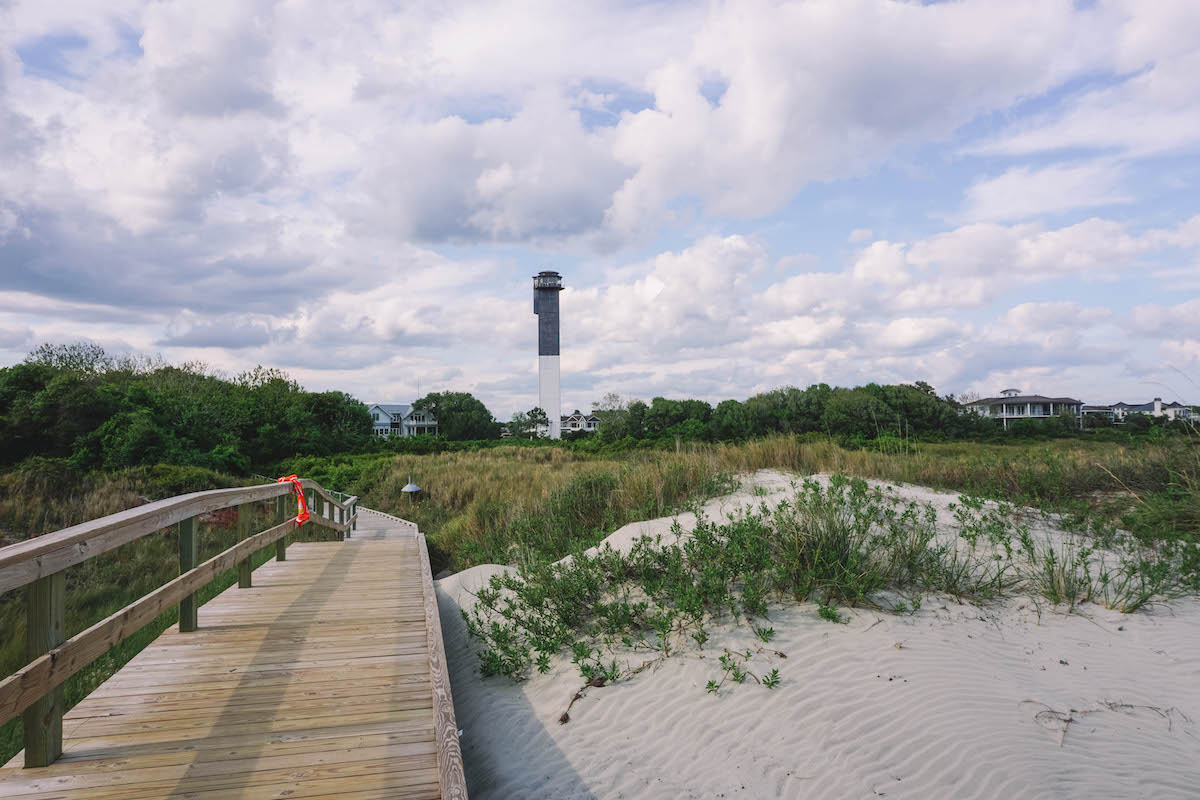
[585,382,989,447]
[0,343,373,473]
[4,343,1180,476]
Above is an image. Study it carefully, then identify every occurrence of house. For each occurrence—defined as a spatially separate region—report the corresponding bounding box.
[963,389,1083,429]
[533,410,600,437]
[368,404,438,437]
[1109,398,1193,422]
[561,410,600,433]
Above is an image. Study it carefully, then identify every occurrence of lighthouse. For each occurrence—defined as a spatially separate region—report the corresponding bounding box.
[533,270,563,439]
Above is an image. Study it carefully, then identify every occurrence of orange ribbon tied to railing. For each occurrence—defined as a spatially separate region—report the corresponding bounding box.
[276,475,310,524]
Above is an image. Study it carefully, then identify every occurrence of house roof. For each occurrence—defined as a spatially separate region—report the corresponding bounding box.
[969,394,1082,406]
[370,403,412,419]
[1113,400,1189,412]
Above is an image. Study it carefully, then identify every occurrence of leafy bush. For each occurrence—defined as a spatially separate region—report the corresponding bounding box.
[463,475,1197,691]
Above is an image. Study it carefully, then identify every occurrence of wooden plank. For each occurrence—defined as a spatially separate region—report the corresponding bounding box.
[0,743,438,797]
[416,529,468,799]
[178,517,198,633]
[0,520,297,728]
[22,571,66,767]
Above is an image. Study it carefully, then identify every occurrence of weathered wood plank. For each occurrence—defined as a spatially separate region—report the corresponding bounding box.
[416,526,468,799]
[275,497,288,561]
[0,520,297,728]
[22,571,66,767]
[237,503,253,589]
[177,518,198,633]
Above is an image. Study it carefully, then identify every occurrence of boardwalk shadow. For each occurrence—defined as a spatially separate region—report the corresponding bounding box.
[435,579,593,800]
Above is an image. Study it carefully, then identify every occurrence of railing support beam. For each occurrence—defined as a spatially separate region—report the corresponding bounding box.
[178,517,198,632]
[23,571,65,767]
[275,496,287,561]
[237,503,253,588]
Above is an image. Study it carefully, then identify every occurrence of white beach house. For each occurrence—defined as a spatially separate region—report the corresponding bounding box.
[368,404,438,437]
[963,389,1083,429]
[1108,398,1193,422]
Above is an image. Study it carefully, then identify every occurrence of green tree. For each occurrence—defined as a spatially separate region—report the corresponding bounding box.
[508,407,549,439]
[413,391,501,440]
[710,399,753,441]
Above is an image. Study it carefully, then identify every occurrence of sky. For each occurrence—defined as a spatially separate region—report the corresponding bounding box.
[0,0,1198,419]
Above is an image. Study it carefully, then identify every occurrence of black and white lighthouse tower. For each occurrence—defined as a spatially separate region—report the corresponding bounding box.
[533,270,563,439]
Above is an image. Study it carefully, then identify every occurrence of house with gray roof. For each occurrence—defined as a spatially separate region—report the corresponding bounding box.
[368,403,438,437]
[1108,398,1192,422]
[963,388,1083,429]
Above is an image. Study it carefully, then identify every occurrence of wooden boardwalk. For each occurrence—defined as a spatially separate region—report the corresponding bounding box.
[0,508,466,799]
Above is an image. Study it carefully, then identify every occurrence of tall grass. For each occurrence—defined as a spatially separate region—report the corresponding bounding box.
[280,436,1194,571]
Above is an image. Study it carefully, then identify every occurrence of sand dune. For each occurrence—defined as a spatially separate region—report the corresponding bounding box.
[436,471,1200,799]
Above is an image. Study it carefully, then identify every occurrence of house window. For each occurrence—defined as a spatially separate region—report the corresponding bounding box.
[372,412,379,421]
[412,414,424,423]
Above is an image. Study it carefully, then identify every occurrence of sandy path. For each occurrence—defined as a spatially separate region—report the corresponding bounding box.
[436,472,1200,799]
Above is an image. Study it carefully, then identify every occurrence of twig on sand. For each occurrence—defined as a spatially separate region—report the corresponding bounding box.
[1022,701,1107,746]
[559,677,607,724]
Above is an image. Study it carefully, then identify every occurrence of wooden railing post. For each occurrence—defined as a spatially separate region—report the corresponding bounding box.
[237,503,253,588]
[351,500,357,532]
[275,495,287,561]
[336,505,344,542]
[178,517,198,633]
[23,571,65,767]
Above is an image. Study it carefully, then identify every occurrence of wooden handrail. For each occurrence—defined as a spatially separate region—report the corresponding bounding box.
[0,480,355,595]
[0,518,301,727]
[0,478,359,767]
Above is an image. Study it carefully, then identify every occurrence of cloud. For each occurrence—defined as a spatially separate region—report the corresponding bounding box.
[961,160,1131,222]
[157,317,288,349]
[1127,299,1200,338]
[0,1,1197,414]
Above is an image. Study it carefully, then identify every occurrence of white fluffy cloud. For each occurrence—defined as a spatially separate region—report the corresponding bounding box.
[961,160,1131,222]
[1,1,1198,412]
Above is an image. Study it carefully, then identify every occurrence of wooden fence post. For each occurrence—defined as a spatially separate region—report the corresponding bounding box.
[23,571,65,767]
[237,503,253,588]
[351,500,357,532]
[336,505,344,542]
[275,495,287,561]
[179,517,198,632]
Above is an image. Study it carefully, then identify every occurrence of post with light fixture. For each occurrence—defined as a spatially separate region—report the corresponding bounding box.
[533,270,563,439]
[402,476,421,507]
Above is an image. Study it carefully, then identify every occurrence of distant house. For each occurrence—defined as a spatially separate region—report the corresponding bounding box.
[561,410,600,433]
[368,404,438,437]
[1109,398,1192,422]
[963,389,1083,429]
[532,410,600,437]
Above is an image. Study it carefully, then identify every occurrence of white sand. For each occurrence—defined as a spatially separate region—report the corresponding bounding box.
[436,471,1200,799]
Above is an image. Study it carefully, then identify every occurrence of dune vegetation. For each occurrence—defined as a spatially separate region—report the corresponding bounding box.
[0,431,1196,765]
[278,434,1198,572]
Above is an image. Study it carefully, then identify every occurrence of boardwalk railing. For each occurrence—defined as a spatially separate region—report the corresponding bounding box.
[0,479,358,768]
